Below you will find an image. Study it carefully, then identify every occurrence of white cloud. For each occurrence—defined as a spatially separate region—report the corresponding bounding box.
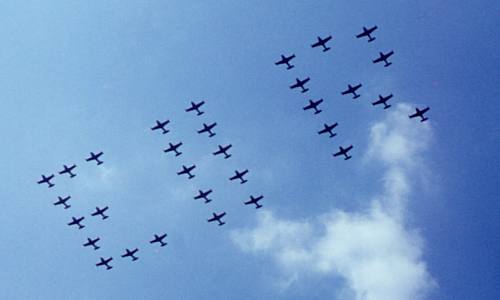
[231,104,436,300]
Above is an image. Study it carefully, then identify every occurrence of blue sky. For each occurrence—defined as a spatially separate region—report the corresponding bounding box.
[1,1,499,299]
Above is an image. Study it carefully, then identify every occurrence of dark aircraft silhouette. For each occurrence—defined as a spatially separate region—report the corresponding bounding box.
[244,195,264,209]
[96,257,113,270]
[91,206,109,220]
[409,107,430,122]
[194,189,213,203]
[341,84,362,99]
[373,51,394,67]
[372,94,393,109]
[303,99,323,115]
[207,212,226,226]
[150,233,167,247]
[86,151,103,165]
[58,164,77,178]
[356,26,378,42]
[185,101,205,116]
[197,122,217,137]
[83,237,100,250]
[164,142,183,156]
[213,144,232,159]
[68,216,85,229]
[333,145,354,160]
[151,119,170,134]
[53,195,71,209]
[318,123,338,138]
[311,35,332,52]
[229,169,248,184]
[37,174,55,188]
[289,77,310,93]
[275,54,296,70]
[177,165,196,179]
[121,248,139,261]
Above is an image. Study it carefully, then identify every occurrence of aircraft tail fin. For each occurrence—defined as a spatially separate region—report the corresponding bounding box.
[368,37,375,42]
[421,117,428,122]
[384,62,392,67]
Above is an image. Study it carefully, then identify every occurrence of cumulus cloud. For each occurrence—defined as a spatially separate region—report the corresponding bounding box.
[231,104,436,300]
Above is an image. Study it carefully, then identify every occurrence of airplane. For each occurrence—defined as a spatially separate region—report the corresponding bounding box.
[185,101,205,116]
[213,144,232,159]
[303,99,323,115]
[197,122,217,137]
[91,206,109,220]
[53,195,71,209]
[86,151,103,165]
[83,237,100,250]
[318,122,338,138]
[151,119,170,134]
[333,145,354,160]
[58,164,77,178]
[289,77,310,93]
[409,107,430,122]
[121,248,139,261]
[341,84,362,99]
[372,94,393,109]
[37,174,55,188]
[68,216,85,229]
[229,169,248,184]
[244,195,264,209]
[194,189,213,203]
[373,50,394,67]
[275,54,296,70]
[150,233,167,247]
[356,25,378,42]
[311,35,332,52]
[177,164,196,179]
[164,142,183,156]
[207,212,226,226]
[96,257,113,270]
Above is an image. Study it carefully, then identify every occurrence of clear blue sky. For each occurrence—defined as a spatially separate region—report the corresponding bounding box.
[1,1,499,299]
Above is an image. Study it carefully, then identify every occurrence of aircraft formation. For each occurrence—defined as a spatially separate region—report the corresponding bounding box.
[153,100,265,227]
[37,151,170,271]
[275,25,431,161]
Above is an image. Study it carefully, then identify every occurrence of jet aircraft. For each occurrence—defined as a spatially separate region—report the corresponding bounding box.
[229,169,248,184]
[311,35,332,52]
[185,101,205,116]
[289,77,310,93]
[177,165,196,179]
[91,206,109,220]
[151,119,170,134]
[333,145,354,160]
[150,233,167,247]
[303,99,323,115]
[274,54,296,70]
[194,189,213,203]
[318,123,338,138]
[121,248,139,261]
[244,195,264,209]
[341,84,362,99]
[356,26,378,42]
[213,144,232,159]
[373,50,394,67]
[83,237,100,250]
[197,122,217,137]
[53,195,71,209]
[207,212,226,226]
[37,174,55,188]
[96,257,113,270]
[164,142,182,156]
[86,151,104,165]
[409,107,430,122]
[68,216,85,229]
[58,164,77,178]
[372,94,393,109]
